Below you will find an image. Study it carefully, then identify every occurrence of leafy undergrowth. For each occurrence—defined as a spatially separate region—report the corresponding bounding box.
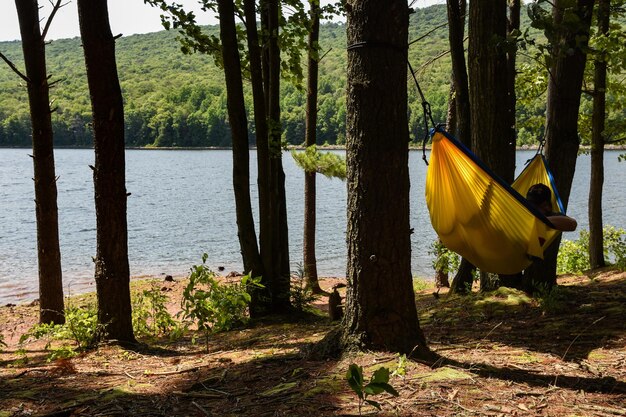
[1,270,625,417]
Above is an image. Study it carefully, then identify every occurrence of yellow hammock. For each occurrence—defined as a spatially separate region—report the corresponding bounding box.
[425,130,565,275]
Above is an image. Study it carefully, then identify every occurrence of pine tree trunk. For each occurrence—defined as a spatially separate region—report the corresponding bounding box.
[506,0,520,149]
[15,0,65,325]
[77,0,135,342]
[523,0,595,291]
[304,0,322,293]
[267,0,291,313]
[468,0,513,183]
[344,0,431,357]
[446,0,475,294]
[243,0,272,315]
[217,0,263,279]
[498,0,524,290]
[589,0,609,269]
[450,258,475,294]
[468,0,511,292]
[446,0,470,142]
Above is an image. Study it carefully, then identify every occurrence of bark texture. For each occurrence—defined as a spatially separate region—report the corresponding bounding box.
[446,0,475,294]
[243,0,272,315]
[446,0,470,143]
[523,0,595,291]
[217,0,263,279]
[589,0,609,269]
[468,0,511,293]
[78,0,135,342]
[468,0,513,183]
[266,0,291,313]
[344,0,431,357]
[15,0,65,324]
[303,0,322,293]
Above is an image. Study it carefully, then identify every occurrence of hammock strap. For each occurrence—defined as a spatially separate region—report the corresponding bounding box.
[346,41,434,163]
[407,60,434,165]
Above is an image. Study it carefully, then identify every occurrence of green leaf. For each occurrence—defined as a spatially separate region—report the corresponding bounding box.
[346,364,364,399]
[370,366,391,384]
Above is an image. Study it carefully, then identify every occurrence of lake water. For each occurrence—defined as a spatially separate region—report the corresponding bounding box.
[0,148,625,304]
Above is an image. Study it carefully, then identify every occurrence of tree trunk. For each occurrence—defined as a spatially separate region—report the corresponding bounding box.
[77,0,135,343]
[254,0,291,314]
[267,0,291,313]
[469,0,510,293]
[523,0,595,291]
[446,0,470,142]
[450,259,475,294]
[217,0,263,279]
[468,0,512,182]
[506,0,520,149]
[589,0,609,269]
[243,0,272,316]
[435,270,450,288]
[498,0,524,291]
[468,0,513,293]
[344,0,431,357]
[15,0,65,325]
[244,0,290,314]
[446,0,475,295]
[303,0,323,293]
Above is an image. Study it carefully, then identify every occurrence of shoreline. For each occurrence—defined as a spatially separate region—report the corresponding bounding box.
[1,273,355,307]
[2,273,439,308]
[2,145,625,151]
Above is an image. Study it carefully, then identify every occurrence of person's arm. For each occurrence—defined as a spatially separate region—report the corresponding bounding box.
[547,214,577,231]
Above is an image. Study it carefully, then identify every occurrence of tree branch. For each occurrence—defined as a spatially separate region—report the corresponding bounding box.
[42,0,66,42]
[409,16,466,47]
[414,37,468,74]
[0,51,30,83]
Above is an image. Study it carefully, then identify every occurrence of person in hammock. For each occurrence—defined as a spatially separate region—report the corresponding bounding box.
[526,183,577,232]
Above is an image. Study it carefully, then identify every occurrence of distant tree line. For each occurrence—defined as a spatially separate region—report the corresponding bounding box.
[0,5,623,148]
[0,7,457,148]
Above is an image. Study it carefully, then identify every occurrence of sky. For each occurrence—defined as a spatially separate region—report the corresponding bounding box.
[0,0,445,42]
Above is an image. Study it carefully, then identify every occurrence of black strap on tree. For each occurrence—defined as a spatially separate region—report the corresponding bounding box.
[407,60,435,165]
[346,40,435,164]
[525,135,546,166]
[536,135,546,156]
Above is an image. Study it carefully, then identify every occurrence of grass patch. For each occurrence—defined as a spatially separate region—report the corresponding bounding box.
[416,367,473,383]
[514,352,542,364]
[303,375,344,397]
[413,277,435,292]
[418,287,533,326]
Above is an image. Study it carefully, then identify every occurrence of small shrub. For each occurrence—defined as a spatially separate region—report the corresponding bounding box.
[346,364,399,415]
[20,301,99,360]
[291,263,318,312]
[604,226,626,271]
[557,226,626,274]
[392,354,408,378]
[132,283,185,341]
[429,239,461,275]
[179,254,261,351]
[557,233,590,274]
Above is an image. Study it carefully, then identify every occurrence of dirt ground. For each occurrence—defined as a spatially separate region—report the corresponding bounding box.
[1,269,625,417]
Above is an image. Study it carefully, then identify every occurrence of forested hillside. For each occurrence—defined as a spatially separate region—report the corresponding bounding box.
[0,5,620,148]
[1,6,446,147]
